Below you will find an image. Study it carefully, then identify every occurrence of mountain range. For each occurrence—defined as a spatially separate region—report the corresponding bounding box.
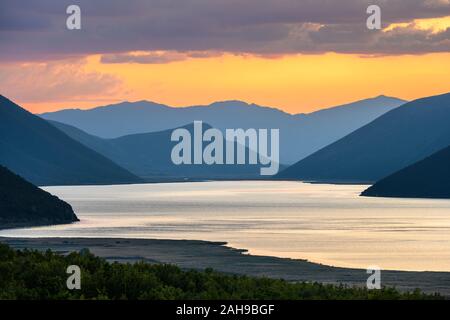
[48,121,267,180]
[0,165,78,229]
[1,91,449,199]
[0,95,142,186]
[278,92,450,183]
[40,96,406,165]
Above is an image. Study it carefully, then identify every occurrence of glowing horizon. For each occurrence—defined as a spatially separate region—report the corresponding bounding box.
[7,51,450,115]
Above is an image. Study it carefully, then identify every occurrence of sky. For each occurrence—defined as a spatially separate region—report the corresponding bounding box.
[0,0,449,114]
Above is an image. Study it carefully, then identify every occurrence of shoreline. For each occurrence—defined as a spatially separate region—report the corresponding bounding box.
[0,219,79,231]
[1,236,450,296]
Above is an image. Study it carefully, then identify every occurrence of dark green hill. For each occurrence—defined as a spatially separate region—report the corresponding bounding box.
[0,165,78,228]
[0,95,142,186]
[362,145,450,199]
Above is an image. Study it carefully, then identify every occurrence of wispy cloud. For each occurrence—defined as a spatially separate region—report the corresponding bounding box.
[100,51,223,64]
[0,59,124,102]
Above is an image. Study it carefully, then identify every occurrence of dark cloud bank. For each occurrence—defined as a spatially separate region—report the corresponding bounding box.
[0,0,449,62]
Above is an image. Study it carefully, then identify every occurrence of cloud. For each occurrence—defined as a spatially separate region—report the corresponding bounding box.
[307,22,450,55]
[425,0,450,8]
[100,51,223,64]
[373,25,450,54]
[0,0,449,61]
[0,59,124,102]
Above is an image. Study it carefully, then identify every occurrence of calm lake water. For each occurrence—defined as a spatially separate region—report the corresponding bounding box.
[2,181,450,272]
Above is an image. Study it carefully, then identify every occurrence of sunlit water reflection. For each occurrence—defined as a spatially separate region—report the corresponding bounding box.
[2,181,450,271]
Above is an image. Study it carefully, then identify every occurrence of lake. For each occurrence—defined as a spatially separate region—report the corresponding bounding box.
[2,181,450,272]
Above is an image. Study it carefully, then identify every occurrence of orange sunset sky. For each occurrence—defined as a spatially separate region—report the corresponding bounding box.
[18,51,450,114]
[1,1,449,114]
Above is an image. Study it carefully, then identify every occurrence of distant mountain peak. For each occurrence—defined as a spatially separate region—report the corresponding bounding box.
[303,95,406,117]
[93,100,171,111]
[371,94,405,102]
[209,100,251,108]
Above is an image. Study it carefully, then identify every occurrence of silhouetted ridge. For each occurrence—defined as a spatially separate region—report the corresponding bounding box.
[48,121,267,180]
[40,96,405,164]
[278,92,450,183]
[0,165,78,228]
[362,145,450,199]
[0,95,142,186]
